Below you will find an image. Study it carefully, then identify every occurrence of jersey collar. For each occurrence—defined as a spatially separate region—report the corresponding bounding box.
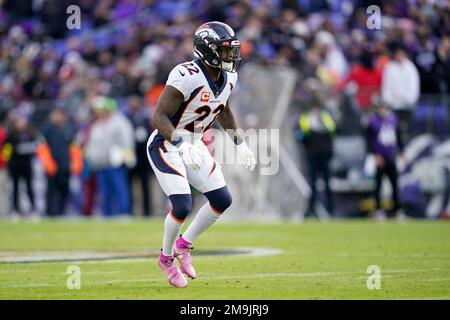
[194,59,228,98]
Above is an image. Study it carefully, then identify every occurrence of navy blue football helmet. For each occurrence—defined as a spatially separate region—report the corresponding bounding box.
[193,21,241,73]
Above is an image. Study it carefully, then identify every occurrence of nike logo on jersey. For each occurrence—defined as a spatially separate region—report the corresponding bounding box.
[179,70,185,76]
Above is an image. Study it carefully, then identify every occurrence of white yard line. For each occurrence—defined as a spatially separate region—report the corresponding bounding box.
[337,253,450,259]
[2,263,449,293]
[0,271,346,288]
[3,283,54,288]
[396,296,450,300]
[384,267,449,273]
[0,269,32,273]
[426,278,450,282]
[202,272,339,280]
[57,271,123,275]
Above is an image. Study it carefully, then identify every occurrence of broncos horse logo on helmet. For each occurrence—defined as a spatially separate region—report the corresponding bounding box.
[193,21,241,73]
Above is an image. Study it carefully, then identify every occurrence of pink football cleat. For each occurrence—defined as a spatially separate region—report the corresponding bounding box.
[158,252,188,288]
[175,236,197,279]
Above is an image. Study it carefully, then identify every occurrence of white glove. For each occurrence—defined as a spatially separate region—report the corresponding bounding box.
[177,141,204,170]
[236,141,256,171]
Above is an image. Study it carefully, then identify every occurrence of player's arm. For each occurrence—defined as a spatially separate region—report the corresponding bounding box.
[152,84,203,169]
[217,100,244,144]
[151,85,184,144]
[218,101,256,170]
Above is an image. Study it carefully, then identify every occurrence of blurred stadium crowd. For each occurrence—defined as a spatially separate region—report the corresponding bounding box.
[0,0,449,220]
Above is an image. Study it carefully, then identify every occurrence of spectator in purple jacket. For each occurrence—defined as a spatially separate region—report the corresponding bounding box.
[363,95,404,220]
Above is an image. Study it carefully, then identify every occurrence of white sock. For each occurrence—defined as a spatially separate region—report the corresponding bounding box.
[162,212,184,256]
[182,203,222,244]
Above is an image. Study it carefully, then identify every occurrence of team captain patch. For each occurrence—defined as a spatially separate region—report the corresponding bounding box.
[201,91,210,102]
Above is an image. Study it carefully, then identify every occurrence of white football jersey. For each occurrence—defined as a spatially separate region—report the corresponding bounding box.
[149,59,237,151]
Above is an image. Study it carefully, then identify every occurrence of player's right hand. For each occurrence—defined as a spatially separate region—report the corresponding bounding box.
[177,141,204,170]
[237,141,256,171]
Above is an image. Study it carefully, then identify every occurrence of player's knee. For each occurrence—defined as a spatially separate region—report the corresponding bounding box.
[219,190,233,211]
[204,186,232,213]
[169,194,192,221]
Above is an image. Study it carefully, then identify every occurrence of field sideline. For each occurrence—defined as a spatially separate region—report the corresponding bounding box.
[0,218,449,300]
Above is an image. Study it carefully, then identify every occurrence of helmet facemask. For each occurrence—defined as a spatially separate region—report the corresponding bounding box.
[216,43,241,72]
[196,40,241,73]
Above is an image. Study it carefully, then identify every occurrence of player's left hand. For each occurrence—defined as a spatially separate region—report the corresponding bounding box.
[177,140,204,170]
[237,141,256,171]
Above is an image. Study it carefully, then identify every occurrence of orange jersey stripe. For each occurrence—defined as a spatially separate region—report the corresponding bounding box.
[169,211,185,223]
[208,161,216,177]
[210,205,223,215]
[158,147,184,177]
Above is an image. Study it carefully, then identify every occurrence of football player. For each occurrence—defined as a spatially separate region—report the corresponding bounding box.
[147,21,256,288]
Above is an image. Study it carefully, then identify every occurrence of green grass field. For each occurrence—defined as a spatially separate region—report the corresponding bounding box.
[0,218,449,300]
